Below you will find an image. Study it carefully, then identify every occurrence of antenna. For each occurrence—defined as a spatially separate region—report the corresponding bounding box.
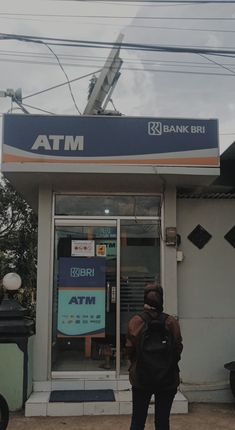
[0,88,29,114]
[83,33,124,115]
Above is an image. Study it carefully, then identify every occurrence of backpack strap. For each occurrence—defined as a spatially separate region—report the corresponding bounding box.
[138,311,153,326]
[158,312,169,325]
[138,311,169,326]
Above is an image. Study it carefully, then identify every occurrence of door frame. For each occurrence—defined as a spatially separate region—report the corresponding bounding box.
[51,216,160,379]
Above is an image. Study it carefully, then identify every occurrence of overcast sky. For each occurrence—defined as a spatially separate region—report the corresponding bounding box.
[0,0,235,153]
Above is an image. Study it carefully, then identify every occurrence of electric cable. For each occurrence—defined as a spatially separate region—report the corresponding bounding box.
[2,48,235,71]
[2,0,235,3]
[1,11,235,19]
[79,0,235,5]
[22,69,102,100]
[3,33,235,57]
[2,57,235,76]
[2,14,235,36]
[0,4,235,20]
[198,53,235,74]
[109,98,119,111]
[3,53,235,70]
[59,0,235,3]
[0,56,104,69]
[2,48,235,68]
[20,102,56,115]
[43,42,81,114]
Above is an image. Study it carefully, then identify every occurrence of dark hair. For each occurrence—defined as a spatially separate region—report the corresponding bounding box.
[144,282,163,312]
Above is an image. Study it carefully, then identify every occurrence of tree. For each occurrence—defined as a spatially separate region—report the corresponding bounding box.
[0,175,38,313]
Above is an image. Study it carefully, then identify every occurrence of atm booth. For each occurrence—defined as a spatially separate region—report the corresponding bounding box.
[1,114,219,415]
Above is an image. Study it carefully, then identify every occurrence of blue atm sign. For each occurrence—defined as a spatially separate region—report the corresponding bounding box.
[57,257,106,337]
[2,114,219,168]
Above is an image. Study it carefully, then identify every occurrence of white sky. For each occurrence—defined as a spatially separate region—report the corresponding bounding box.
[0,0,235,153]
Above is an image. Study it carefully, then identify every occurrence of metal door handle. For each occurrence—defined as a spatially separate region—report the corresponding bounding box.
[106,282,110,312]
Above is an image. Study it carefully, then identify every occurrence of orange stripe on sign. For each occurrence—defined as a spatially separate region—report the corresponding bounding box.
[57,332,105,338]
[3,153,219,166]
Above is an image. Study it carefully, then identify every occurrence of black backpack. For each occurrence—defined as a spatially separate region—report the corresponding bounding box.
[135,311,176,389]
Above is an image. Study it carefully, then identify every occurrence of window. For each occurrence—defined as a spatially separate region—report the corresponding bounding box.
[55,195,161,217]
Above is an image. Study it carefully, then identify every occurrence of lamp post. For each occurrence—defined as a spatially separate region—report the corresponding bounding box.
[1,272,23,314]
[0,273,33,331]
[0,273,35,411]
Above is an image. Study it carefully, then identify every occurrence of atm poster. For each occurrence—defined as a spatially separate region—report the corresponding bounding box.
[57,257,106,337]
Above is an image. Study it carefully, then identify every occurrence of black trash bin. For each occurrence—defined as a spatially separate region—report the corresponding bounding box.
[224,362,235,397]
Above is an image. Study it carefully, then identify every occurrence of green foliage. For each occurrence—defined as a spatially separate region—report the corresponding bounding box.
[0,175,38,308]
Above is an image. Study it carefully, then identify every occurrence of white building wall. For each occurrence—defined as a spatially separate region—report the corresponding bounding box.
[162,186,178,317]
[33,186,53,382]
[177,198,235,402]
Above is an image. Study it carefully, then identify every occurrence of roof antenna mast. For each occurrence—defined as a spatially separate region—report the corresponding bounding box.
[83,33,124,116]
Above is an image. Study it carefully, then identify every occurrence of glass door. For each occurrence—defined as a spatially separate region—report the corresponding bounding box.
[119,220,160,374]
[52,220,117,372]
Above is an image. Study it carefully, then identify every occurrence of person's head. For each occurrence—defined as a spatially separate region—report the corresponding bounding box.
[144,282,163,312]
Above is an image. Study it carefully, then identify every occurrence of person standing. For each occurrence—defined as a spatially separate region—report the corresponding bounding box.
[126,282,183,430]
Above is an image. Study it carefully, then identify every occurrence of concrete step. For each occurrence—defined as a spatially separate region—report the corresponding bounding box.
[25,390,188,417]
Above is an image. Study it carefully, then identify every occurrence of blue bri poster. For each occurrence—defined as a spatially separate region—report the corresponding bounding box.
[57,257,106,338]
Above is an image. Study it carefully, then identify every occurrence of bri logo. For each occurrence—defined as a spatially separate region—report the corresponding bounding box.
[148,122,162,136]
[70,268,95,277]
[148,121,206,136]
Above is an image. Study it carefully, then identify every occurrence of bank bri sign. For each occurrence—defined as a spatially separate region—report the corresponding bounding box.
[2,114,219,167]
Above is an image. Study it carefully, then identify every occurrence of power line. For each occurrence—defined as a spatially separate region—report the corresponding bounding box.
[43,42,82,114]
[59,1,209,6]
[16,0,235,2]
[2,48,235,68]
[2,48,235,77]
[60,0,235,2]
[19,65,235,85]
[0,59,234,76]
[1,14,235,34]
[0,54,226,69]
[125,24,235,33]
[1,33,235,108]
[0,12,235,20]
[198,53,235,74]
[8,49,235,66]
[22,69,102,100]
[46,0,235,2]
[2,53,235,72]
[2,32,235,56]
[121,66,235,75]
[81,0,235,4]
[0,3,198,14]
[0,57,103,70]
[21,102,56,115]
[42,41,235,55]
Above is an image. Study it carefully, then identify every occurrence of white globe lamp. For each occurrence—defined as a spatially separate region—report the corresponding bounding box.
[2,273,22,291]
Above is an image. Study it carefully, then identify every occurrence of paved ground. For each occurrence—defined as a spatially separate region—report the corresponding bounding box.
[7,403,235,430]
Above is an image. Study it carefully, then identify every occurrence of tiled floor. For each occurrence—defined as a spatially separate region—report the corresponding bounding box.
[25,390,188,417]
